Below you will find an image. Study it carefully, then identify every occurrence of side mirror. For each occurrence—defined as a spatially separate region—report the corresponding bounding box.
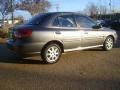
[92,23,102,29]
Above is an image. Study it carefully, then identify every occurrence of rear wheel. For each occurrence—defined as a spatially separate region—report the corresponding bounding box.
[41,44,62,64]
[103,36,114,51]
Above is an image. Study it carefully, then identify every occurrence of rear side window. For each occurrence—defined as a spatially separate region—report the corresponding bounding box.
[53,15,77,27]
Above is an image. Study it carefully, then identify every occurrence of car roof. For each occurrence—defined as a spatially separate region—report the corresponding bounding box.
[41,12,83,16]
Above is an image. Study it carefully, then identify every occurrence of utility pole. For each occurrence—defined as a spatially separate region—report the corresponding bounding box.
[99,0,102,20]
[109,0,112,20]
[11,0,14,25]
[109,0,112,13]
[56,4,59,12]
[42,0,45,13]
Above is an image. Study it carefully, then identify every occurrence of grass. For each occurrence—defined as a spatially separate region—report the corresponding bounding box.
[0,38,7,44]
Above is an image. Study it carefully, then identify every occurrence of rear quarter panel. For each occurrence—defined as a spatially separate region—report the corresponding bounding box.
[28,30,55,52]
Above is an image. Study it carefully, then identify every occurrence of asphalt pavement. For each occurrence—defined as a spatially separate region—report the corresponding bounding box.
[0,41,120,90]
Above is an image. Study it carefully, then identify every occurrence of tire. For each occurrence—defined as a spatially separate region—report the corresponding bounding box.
[103,36,114,51]
[41,44,62,64]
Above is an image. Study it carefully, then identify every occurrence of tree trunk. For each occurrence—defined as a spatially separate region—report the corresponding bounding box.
[2,15,5,29]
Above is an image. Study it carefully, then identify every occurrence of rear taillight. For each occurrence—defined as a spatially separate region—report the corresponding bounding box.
[14,29,32,38]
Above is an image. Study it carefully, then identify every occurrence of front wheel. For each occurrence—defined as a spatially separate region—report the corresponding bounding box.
[41,44,62,64]
[103,36,114,51]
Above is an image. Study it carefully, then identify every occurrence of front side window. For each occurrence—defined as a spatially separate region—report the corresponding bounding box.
[53,15,76,27]
[76,15,96,28]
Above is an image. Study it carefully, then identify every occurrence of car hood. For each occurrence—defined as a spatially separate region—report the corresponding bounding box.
[102,27,116,32]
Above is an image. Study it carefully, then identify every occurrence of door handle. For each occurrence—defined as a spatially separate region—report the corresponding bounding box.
[84,32,88,34]
[55,31,61,34]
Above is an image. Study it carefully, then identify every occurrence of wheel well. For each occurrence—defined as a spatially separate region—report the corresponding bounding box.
[42,40,64,53]
[108,35,115,43]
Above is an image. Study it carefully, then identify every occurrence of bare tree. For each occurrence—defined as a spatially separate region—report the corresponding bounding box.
[84,2,108,19]
[0,0,12,26]
[99,5,107,15]
[16,0,51,16]
[85,3,99,17]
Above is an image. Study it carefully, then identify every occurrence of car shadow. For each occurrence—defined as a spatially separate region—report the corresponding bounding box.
[85,40,120,52]
[115,40,120,48]
[0,44,44,64]
[0,40,120,64]
[84,47,106,51]
[0,59,44,65]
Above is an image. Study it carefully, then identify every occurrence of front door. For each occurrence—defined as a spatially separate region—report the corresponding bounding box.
[81,29,104,47]
[75,15,104,47]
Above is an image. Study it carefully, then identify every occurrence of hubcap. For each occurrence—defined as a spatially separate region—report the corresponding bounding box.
[46,46,60,62]
[106,38,113,50]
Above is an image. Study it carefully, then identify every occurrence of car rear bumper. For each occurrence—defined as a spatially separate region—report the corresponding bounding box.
[6,40,45,56]
[7,41,22,53]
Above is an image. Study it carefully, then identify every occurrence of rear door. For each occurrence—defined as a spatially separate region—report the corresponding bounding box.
[75,15,104,47]
[52,14,82,49]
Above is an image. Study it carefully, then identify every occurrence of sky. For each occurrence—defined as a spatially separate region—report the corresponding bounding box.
[50,0,120,12]
[0,0,120,20]
[6,10,32,20]
[50,0,99,12]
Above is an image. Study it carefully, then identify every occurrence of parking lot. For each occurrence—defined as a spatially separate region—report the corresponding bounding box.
[0,40,120,90]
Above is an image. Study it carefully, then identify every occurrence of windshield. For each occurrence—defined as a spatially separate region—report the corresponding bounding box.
[25,13,50,25]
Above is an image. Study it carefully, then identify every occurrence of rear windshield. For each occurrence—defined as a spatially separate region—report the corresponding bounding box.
[25,13,50,25]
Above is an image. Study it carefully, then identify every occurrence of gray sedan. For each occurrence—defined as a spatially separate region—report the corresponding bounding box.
[7,12,117,64]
